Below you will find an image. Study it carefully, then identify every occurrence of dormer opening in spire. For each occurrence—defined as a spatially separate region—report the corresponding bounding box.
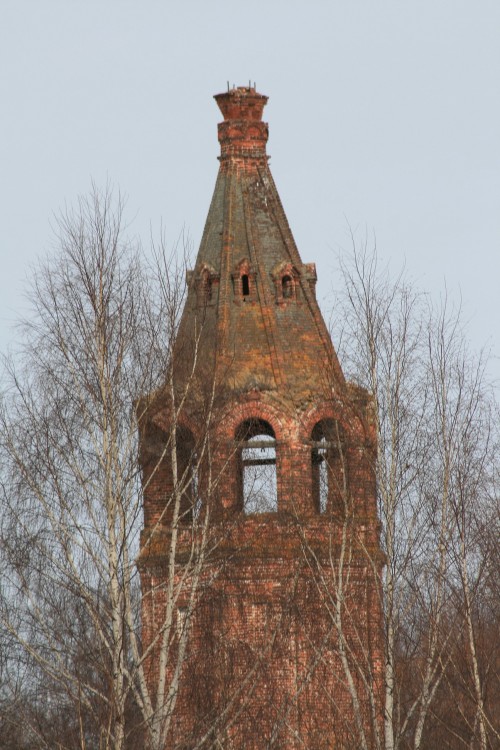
[232,258,256,304]
[241,274,250,297]
[282,275,293,299]
[272,262,300,305]
[193,263,219,308]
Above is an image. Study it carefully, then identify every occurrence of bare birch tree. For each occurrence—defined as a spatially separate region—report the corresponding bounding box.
[0,185,218,750]
[426,302,499,749]
[332,240,499,749]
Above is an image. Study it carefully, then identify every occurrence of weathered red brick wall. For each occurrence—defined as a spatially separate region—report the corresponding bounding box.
[141,539,383,748]
[139,393,384,748]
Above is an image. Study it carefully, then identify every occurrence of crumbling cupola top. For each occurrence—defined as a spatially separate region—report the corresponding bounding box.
[214,85,269,163]
[214,85,268,121]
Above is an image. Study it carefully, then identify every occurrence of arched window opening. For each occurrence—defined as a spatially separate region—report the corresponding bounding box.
[312,435,329,514]
[311,420,345,514]
[176,427,200,522]
[236,419,278,513]
[232,260,255,303]
[282,275,293,299]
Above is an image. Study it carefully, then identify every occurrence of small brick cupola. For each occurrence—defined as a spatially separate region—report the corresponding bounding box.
[138,86,384,749]
[215,86,269,162]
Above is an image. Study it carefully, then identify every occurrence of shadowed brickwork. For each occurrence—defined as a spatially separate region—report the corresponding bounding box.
[138,86,384,749]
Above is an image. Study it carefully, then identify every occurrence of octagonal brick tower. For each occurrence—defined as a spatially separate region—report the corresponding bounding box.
[138,87,384,749]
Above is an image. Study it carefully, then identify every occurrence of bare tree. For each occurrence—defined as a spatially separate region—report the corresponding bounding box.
[427,303,500,749]
[2,195,498,749]
[296,438,386,750]
[332,239,500,749]
[0,185,218,750]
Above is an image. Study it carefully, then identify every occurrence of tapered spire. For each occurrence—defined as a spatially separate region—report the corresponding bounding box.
[175,85,344,402]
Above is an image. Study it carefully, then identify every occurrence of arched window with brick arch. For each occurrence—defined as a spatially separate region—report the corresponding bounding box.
[232,258,256,302]
[311,419,346,514]
[236,418,277,513]
[141,422,200,526]
[193,263,219,307]
[175,425,200,522]
[271,261,300,304]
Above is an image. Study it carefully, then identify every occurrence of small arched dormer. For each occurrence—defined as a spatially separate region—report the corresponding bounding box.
[311,419,346,514]
[271,262,300,305]
[282,274,293,298]
[193,263,219,307]
[242,274,250,296]
[232,258,256,303]
[236,418,277,513]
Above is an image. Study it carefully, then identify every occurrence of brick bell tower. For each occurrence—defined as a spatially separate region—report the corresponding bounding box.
[138,87,384,749]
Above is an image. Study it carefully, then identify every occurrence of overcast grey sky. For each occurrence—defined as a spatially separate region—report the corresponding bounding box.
[2,1,499,385]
